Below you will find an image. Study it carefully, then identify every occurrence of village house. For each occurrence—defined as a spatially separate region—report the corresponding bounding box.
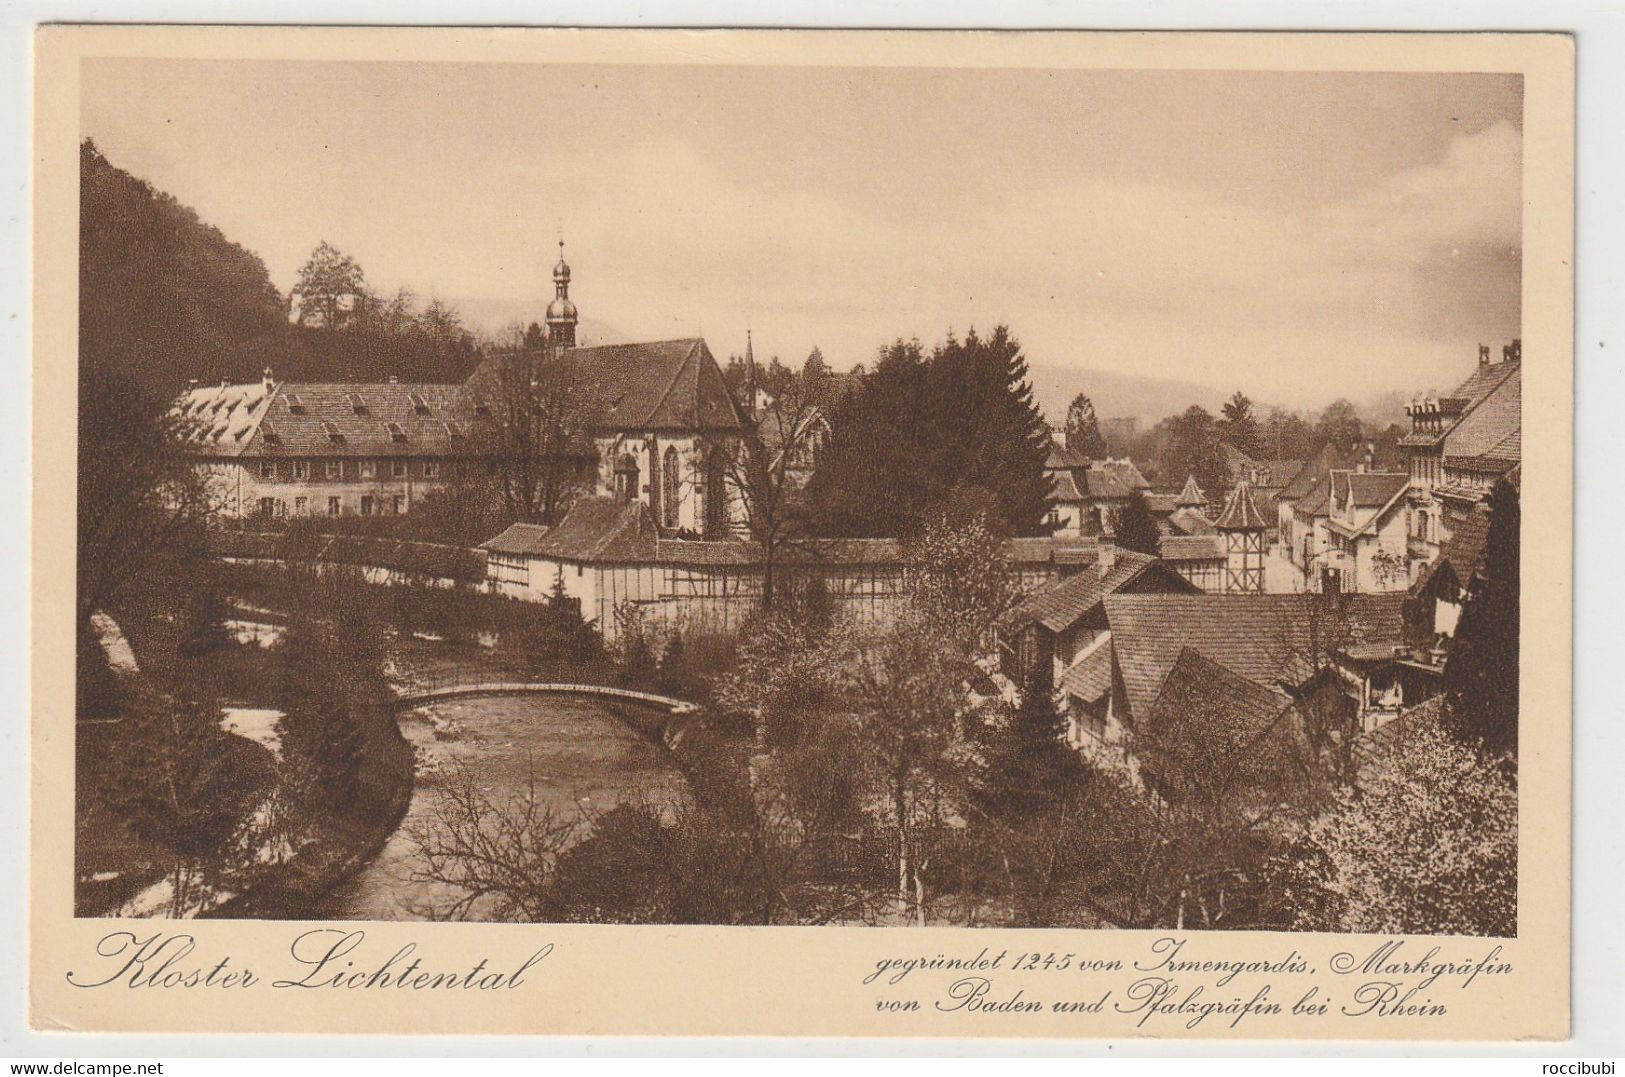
[1321,470,1413,593]
[174,370,472,519]
[1402,340,1521,568]
[1274,442,1362,559]
[482,495,1104,639]
[1077,591,1409,772]
[996,548,1195,694]
[1043,443,1152,537]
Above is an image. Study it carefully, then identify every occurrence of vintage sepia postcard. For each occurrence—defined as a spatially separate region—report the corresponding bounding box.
[30,26,1573,1039]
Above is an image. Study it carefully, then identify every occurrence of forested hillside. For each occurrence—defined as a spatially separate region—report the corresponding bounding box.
[79,140,481,405]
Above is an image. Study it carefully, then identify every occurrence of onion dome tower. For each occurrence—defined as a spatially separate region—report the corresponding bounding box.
[546,238,578,348]
[1215,480,1268,594]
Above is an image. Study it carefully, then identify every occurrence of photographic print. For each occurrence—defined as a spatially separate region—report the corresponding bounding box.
[31,27,1573,1038]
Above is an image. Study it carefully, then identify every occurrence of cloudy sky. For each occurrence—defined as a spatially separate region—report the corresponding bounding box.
[82,59,1521,411]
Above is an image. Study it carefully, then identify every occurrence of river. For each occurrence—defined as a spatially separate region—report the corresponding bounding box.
[314,693,687,921]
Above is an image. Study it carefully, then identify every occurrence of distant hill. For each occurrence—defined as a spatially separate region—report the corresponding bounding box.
[1025,362,1410,430]
[1023,364,1243,427]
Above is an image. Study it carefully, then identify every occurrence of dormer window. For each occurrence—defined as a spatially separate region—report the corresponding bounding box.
[385,422,408,443]
[348,392,369,416]
[443,420,464,444]
[323,421,345,444]
[472,398,491,418]
[259,421,280,446]
[409,392,431,416]
[286,393,306,415]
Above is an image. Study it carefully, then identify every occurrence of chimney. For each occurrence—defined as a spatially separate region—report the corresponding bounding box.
[389,375,399,384]
[1504,339,1521,363]
[262,366,274,392]
[1478,344,1491,366]
[1097,542,1117,579]
[187,378,199,389]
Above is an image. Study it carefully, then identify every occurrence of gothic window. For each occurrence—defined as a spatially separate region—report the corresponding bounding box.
[615,453,640,501]
[662,446,680,529]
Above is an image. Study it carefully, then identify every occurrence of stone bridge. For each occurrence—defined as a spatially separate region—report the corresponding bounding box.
[389,679,701,745]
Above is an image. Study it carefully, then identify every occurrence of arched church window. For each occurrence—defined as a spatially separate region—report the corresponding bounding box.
[615,453,639,501]
[662,446,680,529]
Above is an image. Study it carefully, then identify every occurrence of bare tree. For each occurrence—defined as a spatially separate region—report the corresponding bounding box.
[722,376,827,610]
[406,758,583,922]
[476,327,593,523]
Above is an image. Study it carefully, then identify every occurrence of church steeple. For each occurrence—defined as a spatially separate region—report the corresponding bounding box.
[545,236,578,348]
[743,328,758,416]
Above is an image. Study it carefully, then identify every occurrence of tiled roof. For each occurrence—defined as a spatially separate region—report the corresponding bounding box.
[175,380,276,457]
[1438,508,1491,586]
[1166,508,1216,536]
[1104,459,1152,491]
[1343,472,1411,508]
[1400,359,1519,450]
[1294,474,1333,518]
[1045,443,1091,470]
[1444,364,1520,458]
[1176,476,1207,506]
[1005,537,1101,565]
[468,338,743,434]
[1049,470,1085,502]
[1146,646,1294,752]
[1059,643,1114,703]
[1002,551,1173,634]
[1080,467,1131,500]
[1103,592,1406,723]
[1216,481,1268,530]
[177,379,473,458]
[1276,443,1358,503]
[1144,493,1179,514]
[1157,534,1225,562]
[480,497,659,562]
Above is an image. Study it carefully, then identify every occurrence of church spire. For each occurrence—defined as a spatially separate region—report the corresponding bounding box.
[546,235,578,348]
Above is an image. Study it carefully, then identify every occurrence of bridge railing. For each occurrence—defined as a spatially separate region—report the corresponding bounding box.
[388,669,699,716]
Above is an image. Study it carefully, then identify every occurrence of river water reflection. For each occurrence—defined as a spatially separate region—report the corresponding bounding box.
[314,694,686,921]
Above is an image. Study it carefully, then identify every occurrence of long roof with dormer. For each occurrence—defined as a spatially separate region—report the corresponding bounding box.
[175,378,471,458]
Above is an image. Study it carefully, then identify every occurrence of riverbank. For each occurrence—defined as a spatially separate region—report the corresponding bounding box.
[206,693,415,919]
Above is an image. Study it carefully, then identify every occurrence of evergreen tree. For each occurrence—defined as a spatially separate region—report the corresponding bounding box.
[976,667,1088,824]
[804,327,1053,537]
[1221,391,1261,458]
[523,321,546,350]
[1114,489,1162,557]
[1064,393,1108,459]
[1444,478,1520,757]
[1158,405,1231,498]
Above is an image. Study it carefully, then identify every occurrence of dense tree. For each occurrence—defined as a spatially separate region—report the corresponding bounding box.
[1114,489,1162,557]
[1445,478,1520,757]
[1157,405,1231,499]
[802,346,828,381]
[1064,393,1108,459]
[100,682,261,916]
[1285,713,1516,935]
[290,242,368,329]
[802,339,935,536]
[1220,391,1261,458]
[78,140,277,634]
[975,668,1087,825]
[1316,398,1364,453]
[1260,407,1320,461]
[806,327,1053,537]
